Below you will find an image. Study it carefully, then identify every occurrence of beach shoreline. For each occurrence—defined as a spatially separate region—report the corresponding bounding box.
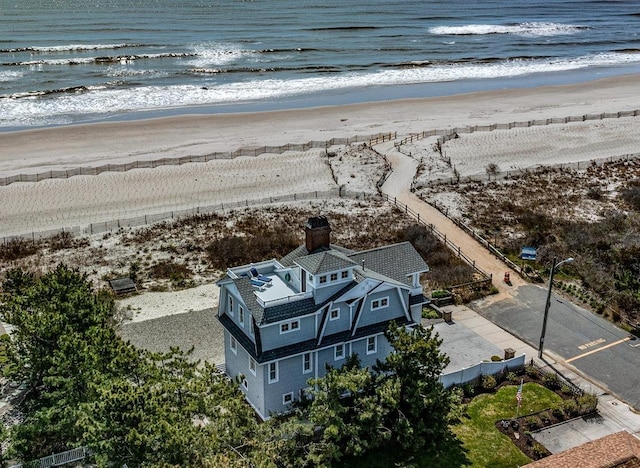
[1,73,639,239]
[1,73,640,176]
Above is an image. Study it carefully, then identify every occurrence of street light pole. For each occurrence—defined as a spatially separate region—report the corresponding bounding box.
[538,256,574,359]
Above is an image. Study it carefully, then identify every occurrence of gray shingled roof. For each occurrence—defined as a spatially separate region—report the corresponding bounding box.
[280,243,355,267]
[294,250,358,275]
[231,276,358,325]
[226,241,427,325]
[347,241,428,286]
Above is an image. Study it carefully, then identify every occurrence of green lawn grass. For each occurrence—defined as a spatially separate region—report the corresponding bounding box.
[452,382,562,467]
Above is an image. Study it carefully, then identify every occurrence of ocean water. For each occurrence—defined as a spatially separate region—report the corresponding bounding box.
[1,0,639,129]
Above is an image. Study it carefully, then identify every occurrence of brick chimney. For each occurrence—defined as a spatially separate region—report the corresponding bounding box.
[305,216,331,253]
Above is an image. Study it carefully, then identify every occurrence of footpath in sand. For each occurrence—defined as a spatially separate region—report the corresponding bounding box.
[376,141,525,301]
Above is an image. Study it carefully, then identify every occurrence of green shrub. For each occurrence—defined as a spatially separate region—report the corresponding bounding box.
[463,383,475,397]
[525,364,540,379]
[490,355,502,362]
[481,375,497,390]
[560,384,572,395]
[532,442,547,459]
[562,399,579,417]
[577,393,598,413]
[431,289,451,299]
[447,387,466,423]
[542,372,560,390]
[421,307,440,319]
[551,405,564,419]
[525,416,540,430]
[506,371,518,383]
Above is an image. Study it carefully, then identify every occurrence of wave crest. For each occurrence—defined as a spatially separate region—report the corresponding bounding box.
[430,22,587,37]
[0,43,143,53]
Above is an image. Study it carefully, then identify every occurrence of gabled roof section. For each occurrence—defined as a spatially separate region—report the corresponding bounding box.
[294,250,358,275]
[262,280,357,324]
[229,275,358,326]
[280,243,355,267]
[353,266,407,288]
[348,241,428,286]
[232,276,264,321]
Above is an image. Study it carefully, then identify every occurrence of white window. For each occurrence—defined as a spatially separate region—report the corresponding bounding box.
[239,306,245,327]
[371,297,389,310]
[319,275,327,284]
[230,336,237,354]
[228,296,234,315]
[303,352,312,374]
[250,319,255,336]
[367,336,377,355]
[269,362,279,383]
[249,357,257,376]
[330,308,340,321]
[335,344,345,361]
[283,392,294,405]
[280,320,300,334]
[341,271,349,279]
[242,377,248,390]
[330,273,338,281]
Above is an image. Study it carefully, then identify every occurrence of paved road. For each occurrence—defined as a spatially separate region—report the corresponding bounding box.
[377,141,640,411]
[473,284,640,410]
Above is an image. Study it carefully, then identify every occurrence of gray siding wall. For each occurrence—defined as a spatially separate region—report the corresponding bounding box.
[224,330,267,419]
[322,303,349,337]
[410,302,422,323]
[357,289,405,329]
[260,313,316,351]
[317,343,346,375]
[222,286,255,342]
[260,335,396,417]
[262,355,312,417]
[313,280,349,304]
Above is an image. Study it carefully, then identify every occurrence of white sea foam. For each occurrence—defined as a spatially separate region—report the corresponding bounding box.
[0,70,24,82]
[2,52,639,128]
[187,42,257,68]
[30,43,136,52]
[430,22,585,37]
[105,67,169,78]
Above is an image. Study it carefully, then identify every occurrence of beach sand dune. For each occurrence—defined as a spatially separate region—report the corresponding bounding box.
[1,150,335,237]
[406,116,640,180]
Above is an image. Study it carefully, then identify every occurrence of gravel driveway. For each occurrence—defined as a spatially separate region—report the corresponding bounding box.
[119,308,225,365]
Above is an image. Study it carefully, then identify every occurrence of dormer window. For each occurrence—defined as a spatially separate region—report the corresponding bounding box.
[330,273,338,281]
[341,271,349,279]
[371,297,389,310]
[228,296,234,316]
[280,320,300,334]
[319,275,327,284]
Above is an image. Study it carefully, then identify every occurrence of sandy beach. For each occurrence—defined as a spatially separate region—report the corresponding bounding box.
[1,74,640,240]
[2,74,640,175]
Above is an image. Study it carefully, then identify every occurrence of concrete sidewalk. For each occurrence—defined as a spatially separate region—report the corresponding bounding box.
[434,304,640,454]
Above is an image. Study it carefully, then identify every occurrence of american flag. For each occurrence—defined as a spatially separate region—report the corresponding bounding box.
[516,380,523,405]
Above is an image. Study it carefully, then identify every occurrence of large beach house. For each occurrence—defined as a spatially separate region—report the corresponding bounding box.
[217,217,429,420]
